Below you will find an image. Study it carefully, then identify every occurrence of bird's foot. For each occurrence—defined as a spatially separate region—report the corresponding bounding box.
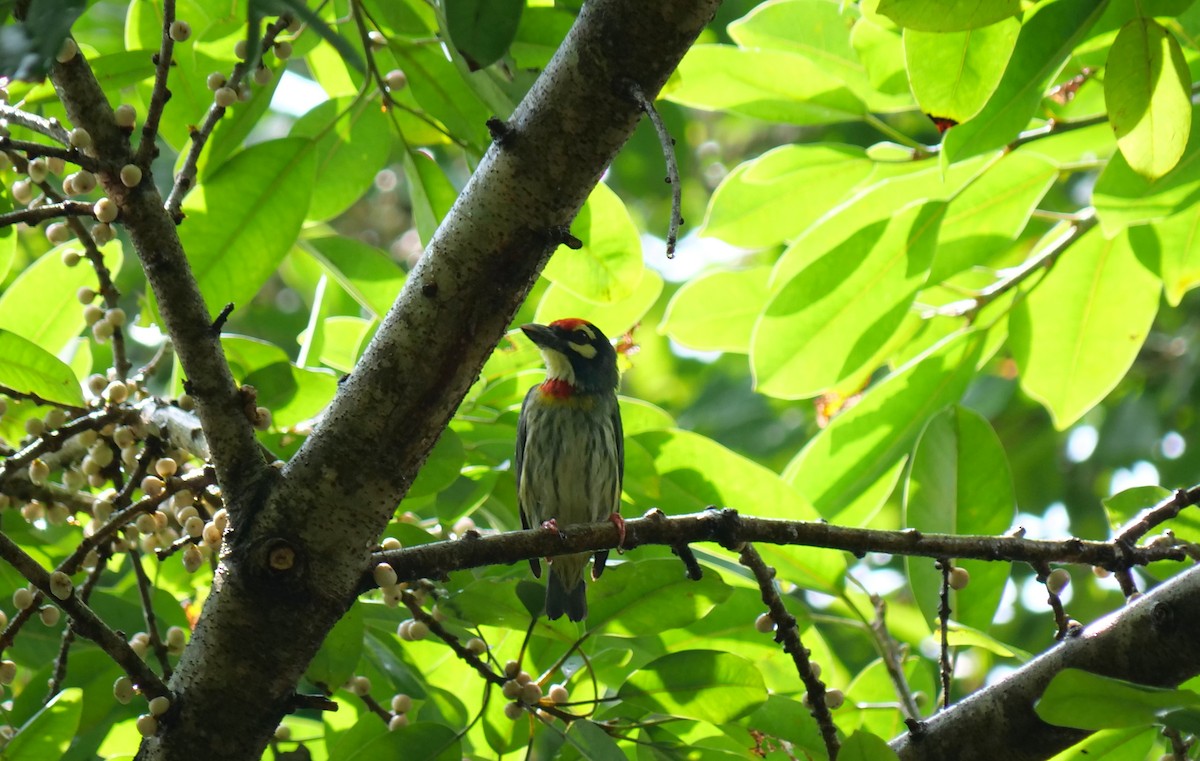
[608,512,626,554]
[541,518,560,534]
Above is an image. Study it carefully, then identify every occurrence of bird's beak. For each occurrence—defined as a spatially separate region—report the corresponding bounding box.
[521,323,561,350]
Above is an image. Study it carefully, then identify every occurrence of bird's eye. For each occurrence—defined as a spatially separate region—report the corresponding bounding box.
[572,330,590,343]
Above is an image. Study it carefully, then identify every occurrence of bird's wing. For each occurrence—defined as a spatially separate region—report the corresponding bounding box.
[613,397,625,505]
[516,385,541,577]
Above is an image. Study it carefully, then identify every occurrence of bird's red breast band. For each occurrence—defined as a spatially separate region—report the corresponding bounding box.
[540,378,575,398]
[549,317,588,331]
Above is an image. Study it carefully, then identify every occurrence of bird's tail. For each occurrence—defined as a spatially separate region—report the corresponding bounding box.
[546,554,588,622]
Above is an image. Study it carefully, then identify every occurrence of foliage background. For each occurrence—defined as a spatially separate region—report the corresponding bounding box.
[2,0,1200,758]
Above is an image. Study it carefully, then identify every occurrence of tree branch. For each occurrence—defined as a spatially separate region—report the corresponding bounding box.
[892,564,1200,760]
[48,39,270,510]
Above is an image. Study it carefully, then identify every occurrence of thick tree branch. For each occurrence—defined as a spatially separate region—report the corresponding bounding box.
[47,41,270,511]
[891,564,1200,761]
[365,509,1189,587]
[132,2,722,759]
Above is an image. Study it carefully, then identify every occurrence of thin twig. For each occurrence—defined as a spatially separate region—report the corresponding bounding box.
[868,594,921,720]
[937,560,952,710]
[0,384,88,417]
[625,80,682,258]
[137,0,177,165]
[164,16,291,218]
[0,199,95,228]
[0,531,167,696]
[0,105,71,144]
[128,548,173,679]
[739,543,840,760]
[0,137,98,170]
[47,548,108,699]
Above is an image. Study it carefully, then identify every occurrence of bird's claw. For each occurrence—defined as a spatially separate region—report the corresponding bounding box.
[609,512,626,554]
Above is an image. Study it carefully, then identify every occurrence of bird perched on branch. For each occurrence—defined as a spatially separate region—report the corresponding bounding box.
[516,318,625,622]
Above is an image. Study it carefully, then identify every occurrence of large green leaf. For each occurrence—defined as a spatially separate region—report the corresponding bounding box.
[586,559,732,637]
[661,266,770,354]
[541,182,643,303]
[222,335,338,427]
[904,406,1015,631]
[1010,227,1160,429]
[878,0,1021,32]
[180,138,316,313]
[1045,728,1157,761]
[0,329,84,407]
[1094,104,1200,233]
[391,43,492,151]
[0,241,123,357]
[839,730,902,761]
[404,149,458,247]
[664,45,864,125]
[700,143,874,248]
[1129,204,1200,305]
[728,0,910,112]
[784,330,986,520]
[618,651,767,724]
[942,0,1110,164]
[630,429,845,593]
[931,151,1058,281]
[291,96,393,222]
[444,0,523,69]
[1037,669,1200,730]
[303,236,406,319]
[0,187,14,283]
[904,17,1020,123]
[535,270,662,337]
[328,714,461,761]
[4,687,82,759]
[306,602,364,690]
[1105,18,1191,180]
[752,201,945,399]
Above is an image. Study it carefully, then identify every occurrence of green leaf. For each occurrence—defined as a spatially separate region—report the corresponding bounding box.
[746,696,827,758]
[931,151,1058,281]
[904,18,1020,123]
[1102,485,1172,527]
[404,149,459,247]
[562,720,625,761]
[664,45,864,125]
[942,0,1110,164]
[328,715,461,761]
[221,335,338,427]
[1045,728,1157,761]
[541,183,643,303]
[752,201,945,399]
[0,0,85,81]
[661,267,770,354]
[407,429,465,499]
[1094,104,1200,233]
[728,0,910,112]
[839,730,901,761]
[1010,227,1160,429]
[4,687,82,758]
[0,186,16,283]
[1037,669,1200,730]
[0,241,123,356]
[303,236,406,319]
[618,651,767,724]
[701,144,874,248]
[535,270,663,338]
[306,602,364,691]
[319,316,375,373]
[391,43,492,151]
[444,0,524,69]
[784,330,986,520]
[904,406,1015,630]
[877,0,1020,32]
[1105,19,1192,179]
[180,138,317,313]
[253,0,365,73]
[511,7,575,69]
[585,559,733,636]
[0,329,85,407]
[1130,205,1200,305]
[629,429,846,593]
[291,96,393,222]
